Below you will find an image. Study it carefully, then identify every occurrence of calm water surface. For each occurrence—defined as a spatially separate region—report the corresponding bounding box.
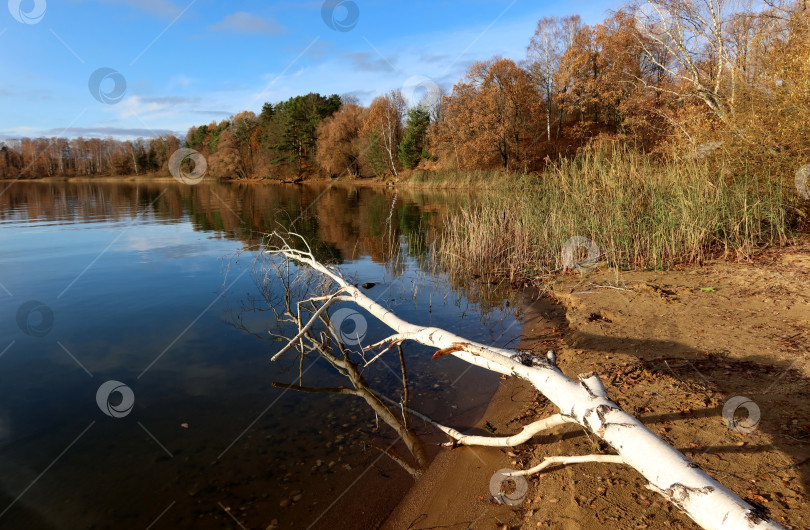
[0,181,522,529]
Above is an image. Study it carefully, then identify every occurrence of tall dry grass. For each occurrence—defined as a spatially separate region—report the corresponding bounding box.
[435,146,792,281]
[406,169,520,189]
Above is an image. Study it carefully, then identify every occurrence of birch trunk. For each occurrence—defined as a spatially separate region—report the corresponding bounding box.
[270,243,784,530]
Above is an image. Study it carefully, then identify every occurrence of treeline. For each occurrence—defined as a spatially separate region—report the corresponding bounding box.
[0,135,183,179]
[179,91,433,180]
[185,0,809,179]
[3,0,807,181]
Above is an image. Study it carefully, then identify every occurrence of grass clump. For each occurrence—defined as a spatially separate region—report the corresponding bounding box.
[407,169,521,189]
[435,146,793,281]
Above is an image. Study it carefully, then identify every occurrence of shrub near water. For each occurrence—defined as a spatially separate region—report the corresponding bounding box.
[436,147,791,280]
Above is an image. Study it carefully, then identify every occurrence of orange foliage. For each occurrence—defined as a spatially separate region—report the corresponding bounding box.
[316,103,371,177]
[434,58,543,170]
[363,91,406,176]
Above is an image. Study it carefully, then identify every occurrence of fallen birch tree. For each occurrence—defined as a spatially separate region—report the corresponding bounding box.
[267,235,784,530]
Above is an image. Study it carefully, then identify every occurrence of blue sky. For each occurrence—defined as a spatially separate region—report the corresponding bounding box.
[0,0,620,141]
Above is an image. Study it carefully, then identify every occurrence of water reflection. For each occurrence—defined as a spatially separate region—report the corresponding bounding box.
[1,180,513,308]
[0,181,447,263]
[0,180,520,529]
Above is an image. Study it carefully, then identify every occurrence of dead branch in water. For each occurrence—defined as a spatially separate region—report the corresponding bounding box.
[251,243,430,479]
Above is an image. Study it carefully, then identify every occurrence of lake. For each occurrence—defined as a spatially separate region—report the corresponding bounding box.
[0,180,523,529]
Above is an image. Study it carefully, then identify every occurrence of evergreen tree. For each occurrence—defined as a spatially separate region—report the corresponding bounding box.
[271,93,341,173]
[398,106,431,169]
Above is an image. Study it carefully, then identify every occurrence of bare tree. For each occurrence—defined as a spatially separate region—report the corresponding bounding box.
[419,84,446,124]
[527,15,582,142]
[633,0,753,121]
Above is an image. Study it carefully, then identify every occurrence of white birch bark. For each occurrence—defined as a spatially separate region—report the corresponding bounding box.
[270,242,784,530]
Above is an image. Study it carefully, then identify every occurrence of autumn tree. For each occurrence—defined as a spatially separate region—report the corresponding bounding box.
[364,90,406,177]
[316,103,370,177]
[207,121,230,152]
[207,127,244,179]
[752,2,809,162]
[0,143,22,179]
[631,0,755,123]
[186,125,209,151]
[145,135,180,173]
[0,132,189,179]
[436,58,542,170]
[231,111,259,178]
[553,12,675,145]
[708,1,810,175]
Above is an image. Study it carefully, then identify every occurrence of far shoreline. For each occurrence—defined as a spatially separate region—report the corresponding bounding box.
[0,172,511,190]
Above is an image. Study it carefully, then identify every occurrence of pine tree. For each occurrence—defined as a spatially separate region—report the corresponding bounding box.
[398,106,431,169]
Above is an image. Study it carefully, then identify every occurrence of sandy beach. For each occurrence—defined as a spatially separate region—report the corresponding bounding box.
[385,244,810,529]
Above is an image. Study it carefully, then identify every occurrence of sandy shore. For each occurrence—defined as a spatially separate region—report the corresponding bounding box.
[385,244,810,529]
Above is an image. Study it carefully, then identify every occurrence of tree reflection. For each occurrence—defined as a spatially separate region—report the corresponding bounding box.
[1,180,516,311]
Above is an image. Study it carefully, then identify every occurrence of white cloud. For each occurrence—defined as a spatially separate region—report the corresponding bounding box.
[47,126,177,138]
[208,12,286,36]
[97,0,181,18]
[116,95,198,119]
